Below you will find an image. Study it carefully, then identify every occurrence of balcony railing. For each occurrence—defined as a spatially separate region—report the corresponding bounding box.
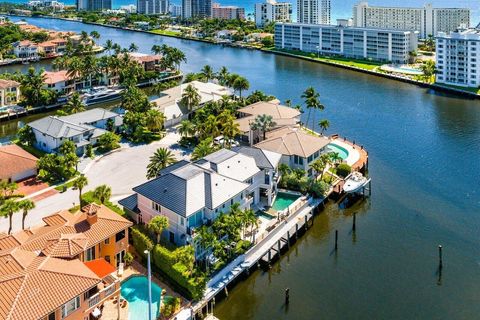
[88,281,118,309]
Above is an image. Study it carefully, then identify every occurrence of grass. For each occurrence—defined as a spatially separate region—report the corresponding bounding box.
[151,29,181,36]
[437,83,480,94]
[67,191,126,216]
[270,48,382,71]
[54,178,78,191]
[14,141,46,158]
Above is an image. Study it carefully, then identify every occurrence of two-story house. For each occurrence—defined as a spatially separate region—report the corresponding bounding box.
[12,40,38,59]
[28,108,123,155]
[254,126,331,177]
[0,204,132,320]
[120,149,282,250]
[0,79,20,108]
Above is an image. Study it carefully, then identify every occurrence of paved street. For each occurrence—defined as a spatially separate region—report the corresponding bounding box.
[0,129,189,234]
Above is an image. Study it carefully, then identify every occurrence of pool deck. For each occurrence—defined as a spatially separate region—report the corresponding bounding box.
[331,136,368,171]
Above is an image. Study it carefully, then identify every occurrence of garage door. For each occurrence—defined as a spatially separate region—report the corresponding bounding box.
[12,168,37,182]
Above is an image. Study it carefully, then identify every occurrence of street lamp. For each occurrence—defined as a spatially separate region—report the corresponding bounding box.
[316,45,320,58]
[144,250,152,320]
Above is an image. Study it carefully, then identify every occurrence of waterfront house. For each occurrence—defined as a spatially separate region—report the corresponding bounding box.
[51,38,68,53]
[12,40,38,59]
[0,79,20,108]
[120,148,282,251]
[127,52,163,72]
[37,40,58,57]
[44,70,75,94]
[254,126,330,176]
[235,101,301,144]
[28,108,123,155]
[0,144,38,182]
[151,81,233,128]
[0,204,132,320]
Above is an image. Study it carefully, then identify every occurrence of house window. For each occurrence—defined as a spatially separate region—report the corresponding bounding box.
[105,255,110,263]
[104,238,110,245]
[85,247,95,261]
[180,217,185,226]
[151,202,161,212]
[48,312,56,320]
[115,230,126,242]
[61,296,80,318]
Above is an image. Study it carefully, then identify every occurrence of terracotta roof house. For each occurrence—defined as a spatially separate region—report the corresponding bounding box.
[236,101,301,144]
[0,204,132,320]
[0,144,38,182]
[254,126,331,176]
[0,79,20,108]
[127,52,163,71]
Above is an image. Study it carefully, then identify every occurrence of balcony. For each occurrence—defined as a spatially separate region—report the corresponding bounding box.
[87,275,119,309]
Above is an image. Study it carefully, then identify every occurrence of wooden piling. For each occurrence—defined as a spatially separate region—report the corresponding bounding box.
[287,231,291,248]
[438,245,443,269]
[353,212,356,232]
[295,223,299,239]
[335,230,338,251]
[285,288,290,305]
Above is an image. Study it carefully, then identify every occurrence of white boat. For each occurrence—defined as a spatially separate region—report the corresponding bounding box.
[343,172,368,193]
[82,86,123,105]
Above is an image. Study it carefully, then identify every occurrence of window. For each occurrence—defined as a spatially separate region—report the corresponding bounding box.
[151,202,161,212]
[115,230,126,242]
[105,255,110,263]
[61,296,80,318]
[48,312,56,320]
[104,238,110,245]
[180,217,184,226]
[85,247,95,261]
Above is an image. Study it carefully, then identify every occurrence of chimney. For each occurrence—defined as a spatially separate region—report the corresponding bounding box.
[82,204,99,225]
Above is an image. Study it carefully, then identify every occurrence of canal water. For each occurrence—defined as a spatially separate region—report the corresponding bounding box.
[2,17,480,320]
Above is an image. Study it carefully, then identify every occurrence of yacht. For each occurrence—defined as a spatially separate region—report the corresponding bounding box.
[343,172,368,193]
[82,86,122,105]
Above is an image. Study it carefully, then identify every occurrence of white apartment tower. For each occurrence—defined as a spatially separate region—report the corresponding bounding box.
[254,0,292,27]
[137,0,169,14]
[353,2,470,39]
[436,29,480,88]
[297,0,330,25]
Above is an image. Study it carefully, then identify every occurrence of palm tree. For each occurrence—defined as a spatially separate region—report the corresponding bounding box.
[232,76,250,98]
[128,43,139,52]
[93,184,112,204]
[201,115,220,140]
[146,148,177,179]
[180,84,201,112]
[20,68,47,108]
[89,31,100,42]
[217,66,229,86]
[66,56,83,84]
[0,180,18,200]
[420,60,436,83]
[311,158,327,180]
[104,39,113,55]
[318,119,330,135]
[145,109,166,133]
[200,65,214,82]
[147,215,169,243]
[63,92,86,115]
[192,138,215,160]
[250,114,276,141]
[0,199,19,234]
[244,209,258,242]
[301,87,324,132]
[151,44,162,55]
[18,199,35,230]
[73,175,88,207]
[328,152,342,165]
[178,120,196,138]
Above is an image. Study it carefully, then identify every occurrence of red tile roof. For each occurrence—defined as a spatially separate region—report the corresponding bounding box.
[0,79,20,90]
[0,145,37,181]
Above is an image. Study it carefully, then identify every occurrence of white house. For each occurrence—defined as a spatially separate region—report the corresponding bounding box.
[12,40,38,59]
[0,79,21,108]
[28,108,123,155]
[151,81,233,128]
[119,148,282,252]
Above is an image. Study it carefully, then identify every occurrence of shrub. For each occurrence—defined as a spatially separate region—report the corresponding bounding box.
[336,163,352,178]
[309,180,330,198]
[131,226,154,258]
[123,252,133,266]
[97,131,121,151]
[85,144,94,158]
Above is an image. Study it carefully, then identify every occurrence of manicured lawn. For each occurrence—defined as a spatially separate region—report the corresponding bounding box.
[14,141,46,158]
[271,49,382,71]
[151,29,181,36]
[438,83,480,94]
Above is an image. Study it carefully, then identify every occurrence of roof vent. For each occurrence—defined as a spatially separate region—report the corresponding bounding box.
[215,183,218,186]
[164,188,168,193]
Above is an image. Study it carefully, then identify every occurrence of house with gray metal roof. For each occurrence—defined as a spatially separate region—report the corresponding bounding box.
[28,108,122,155]
[119,148,282,250]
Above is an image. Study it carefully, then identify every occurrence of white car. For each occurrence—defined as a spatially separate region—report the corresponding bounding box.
[214,135,240,147]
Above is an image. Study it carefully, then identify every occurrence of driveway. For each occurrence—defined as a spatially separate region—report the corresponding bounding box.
[0,129,189,234]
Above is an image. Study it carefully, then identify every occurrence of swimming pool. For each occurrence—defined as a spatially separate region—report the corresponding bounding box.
[327,143,349,160]
[121,276,162,320]
[271,192,301,211]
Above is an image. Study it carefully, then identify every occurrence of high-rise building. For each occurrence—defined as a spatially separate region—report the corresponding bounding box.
[76,0,111,11]
[353,2,470,39]
[212,3,245,20]
[182,0,212,18]
[254,0,292,27]
[275,22,418,64]
[137,0,169,14]
[436,28,480,88]
[297,0,330,25]
[169,3,182,16]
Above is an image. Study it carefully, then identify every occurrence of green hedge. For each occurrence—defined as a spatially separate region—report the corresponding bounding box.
[131,226,154,257]
[336,164,352,178]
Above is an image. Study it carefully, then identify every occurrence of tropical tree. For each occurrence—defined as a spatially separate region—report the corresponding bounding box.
[302,87,324,132]
[18,199,35,230]
[62,92,86,115]
[93,184,112,204]
[17,125,36,146]
[244,208,258,242]
[200,65,214,82]
[174,245,195,275]
[191,137,215,160]
[217,66,229,86]
[128,43,139,52]
[180,84,201,112]
[0,199,19,234]
[311,158,327,180]
[145,109,166,133]
[73,175,88,207]
[250,114,276,141]
[420,60,436,83]
[178,120,196,138]
[104,39,113,54]
[146,148,177,179]
[20,68,55,107]
[147,215,169,243]
[329,152,342,165]
[318,119,330,135]
[232,76,250,98]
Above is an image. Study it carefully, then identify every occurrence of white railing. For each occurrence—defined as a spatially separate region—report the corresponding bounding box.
[88,293,101,308]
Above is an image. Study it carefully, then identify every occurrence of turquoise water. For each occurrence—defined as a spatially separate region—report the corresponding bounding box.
[271,192,301,211]
[121,276,162,320]
[256,210,274,220]
[327,143,349,160]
